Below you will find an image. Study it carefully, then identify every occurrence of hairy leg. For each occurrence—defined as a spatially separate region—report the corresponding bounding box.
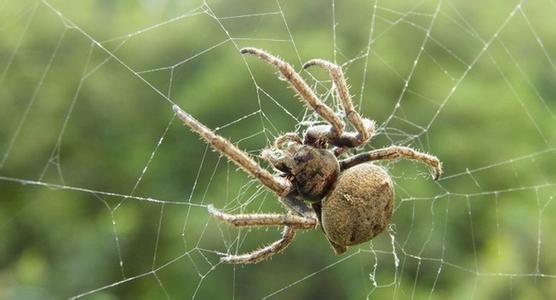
[339,145,443,180]
[220,226,296,264]
[208,204,317,229]
[173,105,292,197]
[304,122,375,149]
[304,59,374,146]
[240,47,345,136]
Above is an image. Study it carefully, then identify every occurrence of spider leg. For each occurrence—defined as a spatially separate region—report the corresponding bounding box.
[173,105,292,197]
[208,200,317,264]
[208,204,317,229]
[339,145,443,180]
[220,226,296,264]
[303,59,375,148]
[305,124,375,149]
[240,47,345,136]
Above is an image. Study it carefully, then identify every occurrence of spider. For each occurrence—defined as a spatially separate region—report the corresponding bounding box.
[173,47,442,264]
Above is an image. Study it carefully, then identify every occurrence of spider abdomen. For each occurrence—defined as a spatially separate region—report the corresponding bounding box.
[321,163,394,246]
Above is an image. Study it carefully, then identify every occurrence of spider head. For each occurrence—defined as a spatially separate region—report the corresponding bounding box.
[264,134,340,202]
[289,145,339,202]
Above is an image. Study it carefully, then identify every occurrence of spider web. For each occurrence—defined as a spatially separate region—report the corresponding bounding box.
[1,0,556,298]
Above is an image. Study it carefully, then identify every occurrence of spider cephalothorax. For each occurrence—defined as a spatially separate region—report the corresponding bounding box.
[173,47,442,264]
[262,138,340,202]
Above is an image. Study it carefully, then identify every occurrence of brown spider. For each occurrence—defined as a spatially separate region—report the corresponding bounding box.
[173,47,442,264]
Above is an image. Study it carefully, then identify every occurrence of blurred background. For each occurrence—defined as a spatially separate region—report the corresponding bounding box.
[1,0,556,299]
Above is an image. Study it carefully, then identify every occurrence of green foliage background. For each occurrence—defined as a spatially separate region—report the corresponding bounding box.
[1,0,556,299]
